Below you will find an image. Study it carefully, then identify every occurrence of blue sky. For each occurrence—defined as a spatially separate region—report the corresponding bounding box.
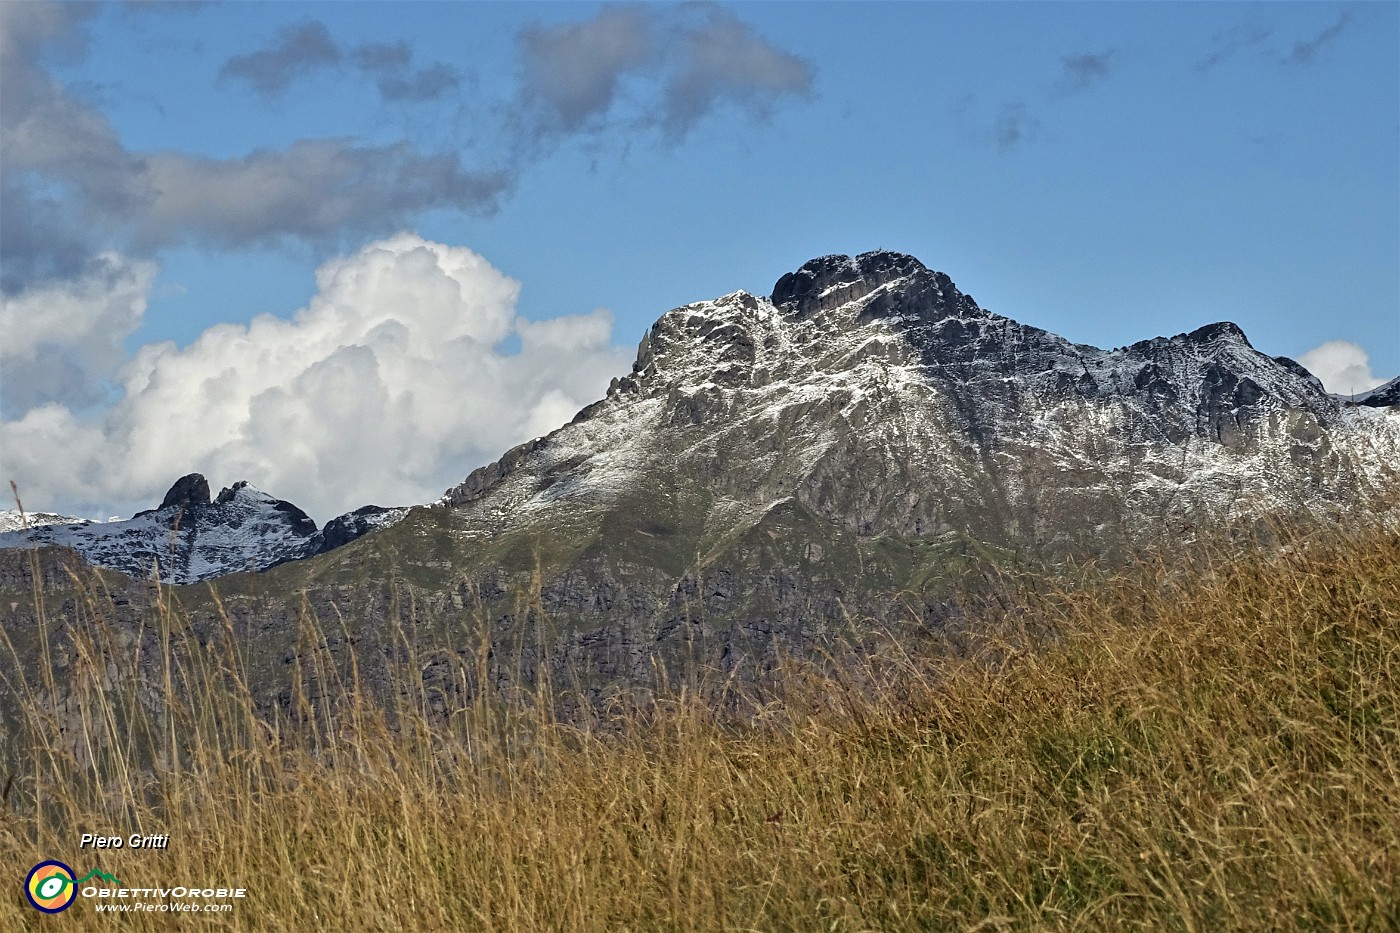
[2,1,1396,520]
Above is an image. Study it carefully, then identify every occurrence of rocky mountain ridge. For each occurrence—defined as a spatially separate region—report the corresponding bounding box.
[1347,375,1400,408]
[0,473,407,584]
[0,509,93,534]
[440,250,1396,560]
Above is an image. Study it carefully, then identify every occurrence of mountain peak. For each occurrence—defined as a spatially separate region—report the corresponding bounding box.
[158,473,211,511]
[1184,321,1251,347]
[771,250,938,317]
[214,480,261,505]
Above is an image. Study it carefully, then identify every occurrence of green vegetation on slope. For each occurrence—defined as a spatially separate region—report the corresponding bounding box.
[1,523,1397,931]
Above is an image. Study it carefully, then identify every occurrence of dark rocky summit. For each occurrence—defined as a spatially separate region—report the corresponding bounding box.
[157,472,211,512]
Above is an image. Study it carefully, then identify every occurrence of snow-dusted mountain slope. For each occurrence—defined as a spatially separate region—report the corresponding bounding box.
[441,250,1398,557]
[1346,375,1400,408]
[0,510,93,534]
[0,473,408,584]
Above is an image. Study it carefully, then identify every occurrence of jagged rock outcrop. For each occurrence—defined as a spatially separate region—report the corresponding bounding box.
[156,473,211,512]
[0,474,408,583]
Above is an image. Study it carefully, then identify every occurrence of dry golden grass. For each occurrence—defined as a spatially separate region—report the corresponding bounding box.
[2,521,1398,930]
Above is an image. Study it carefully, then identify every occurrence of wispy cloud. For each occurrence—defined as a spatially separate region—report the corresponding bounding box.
[516,6,654,135]
[959,47,1109,153]
[218,21,341,98]
[515,5,813,144]
[1283,11,1352,67]
[0,5,498,298]
[1058,50,1114,94]
[659,8,813,140]
[1197,22,1274,74]
[219,20,463,102]
[222,6,814,140]
[994,102,1037,151]
[133,142,509,251]
[1198,13,1354,74]
[353,43,461,102]
[3,3,813,302]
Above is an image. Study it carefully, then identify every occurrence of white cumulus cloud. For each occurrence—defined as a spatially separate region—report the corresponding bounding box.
[0,252,158,414]
[1296,340,1388,396]
[0,234,632,521]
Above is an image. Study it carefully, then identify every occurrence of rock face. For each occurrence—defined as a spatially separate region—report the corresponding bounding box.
[156,473,211,512]
[317,505,408,551]
[0,475,408,584]
[442,251,1394,556]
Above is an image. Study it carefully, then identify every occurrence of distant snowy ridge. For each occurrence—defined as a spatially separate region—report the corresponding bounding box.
[0,474,409,584]
[0,510,94,534]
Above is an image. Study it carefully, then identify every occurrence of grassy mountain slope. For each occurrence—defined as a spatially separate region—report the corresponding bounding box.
[1,516,1396,930]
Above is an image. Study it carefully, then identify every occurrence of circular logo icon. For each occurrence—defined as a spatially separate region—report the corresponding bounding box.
[25,860,77,913]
